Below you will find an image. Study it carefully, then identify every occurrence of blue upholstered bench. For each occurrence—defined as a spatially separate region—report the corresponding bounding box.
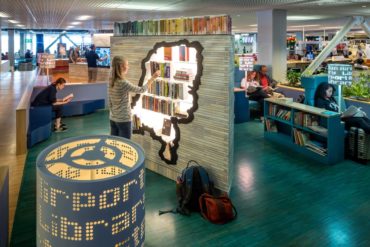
[61,99,105,117]
[27,106,53,148]
[27,99,105,147]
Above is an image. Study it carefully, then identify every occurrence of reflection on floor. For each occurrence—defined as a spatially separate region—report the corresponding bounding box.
[10,110,370,246]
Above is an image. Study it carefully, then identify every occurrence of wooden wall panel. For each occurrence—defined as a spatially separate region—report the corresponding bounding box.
[111,35,234,192]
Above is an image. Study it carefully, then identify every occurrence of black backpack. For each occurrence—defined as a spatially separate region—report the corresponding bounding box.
[159,160,214,216]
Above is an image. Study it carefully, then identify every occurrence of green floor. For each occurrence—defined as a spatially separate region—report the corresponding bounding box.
[10,110,370,247]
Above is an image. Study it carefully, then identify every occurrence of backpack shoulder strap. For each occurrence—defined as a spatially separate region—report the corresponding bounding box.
[197,167,210,193]
[181,167,194,204]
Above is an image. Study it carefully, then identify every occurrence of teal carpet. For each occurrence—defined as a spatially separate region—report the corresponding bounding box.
[10,110,370,246]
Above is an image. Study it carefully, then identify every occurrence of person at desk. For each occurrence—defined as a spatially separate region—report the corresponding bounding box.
[85,44,106,83]
[31,78,73,132]
[108,56,160,139]
[315,83,370,134]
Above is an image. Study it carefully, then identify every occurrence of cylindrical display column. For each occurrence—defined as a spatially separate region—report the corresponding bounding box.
[36,135,145,247]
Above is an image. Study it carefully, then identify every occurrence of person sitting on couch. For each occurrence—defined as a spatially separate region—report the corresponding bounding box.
[241,70,270,119]
[31,77,73,132]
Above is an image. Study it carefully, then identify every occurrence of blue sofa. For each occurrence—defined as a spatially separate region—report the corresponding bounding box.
[28,84,107,148]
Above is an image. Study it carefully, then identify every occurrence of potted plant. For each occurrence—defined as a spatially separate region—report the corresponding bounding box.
[286,70,301,87]
[343,73,370,101]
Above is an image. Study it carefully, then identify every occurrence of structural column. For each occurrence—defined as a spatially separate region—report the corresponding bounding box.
[257,9,287,82]
[0,24,2,74]
[20,32,25,57]
[8,29,15,72]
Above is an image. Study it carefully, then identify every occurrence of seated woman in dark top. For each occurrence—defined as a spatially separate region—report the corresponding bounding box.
[315,82,370,133]
[32,77,73,132]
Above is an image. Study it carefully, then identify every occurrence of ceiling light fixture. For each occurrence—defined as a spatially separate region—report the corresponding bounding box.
[362,5,366,8]
[249,24,257,27]
[76,15,93,21]
[100,3,171,11]
[70,22,81,25]
[287,16,323,21]
[0,12,9,18]
[8,20,19,24]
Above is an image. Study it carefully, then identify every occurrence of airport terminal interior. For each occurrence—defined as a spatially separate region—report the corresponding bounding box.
[0,1,370,246]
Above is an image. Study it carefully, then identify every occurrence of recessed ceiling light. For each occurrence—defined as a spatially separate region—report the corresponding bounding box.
[8,20,19,24]
[249,24,257,27]
[289,25,320,28]
[287,16,323,21]
[17,24,24,27]
[66,26,74,29]
[362,5,366,8]
[76,15,93,21]
[0,12,9,18]
[70,22,81,25]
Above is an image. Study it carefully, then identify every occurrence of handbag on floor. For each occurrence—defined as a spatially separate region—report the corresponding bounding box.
[199,193,237,224]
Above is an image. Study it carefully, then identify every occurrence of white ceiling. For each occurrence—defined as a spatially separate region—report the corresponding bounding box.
[0,0,369,33]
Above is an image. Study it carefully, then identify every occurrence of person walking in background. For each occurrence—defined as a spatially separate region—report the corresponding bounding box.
[85,44,105,82]
[31,78,73,132]
[108,56,160,139]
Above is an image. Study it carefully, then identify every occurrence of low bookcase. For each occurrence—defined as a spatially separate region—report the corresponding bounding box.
[264,98,344,165]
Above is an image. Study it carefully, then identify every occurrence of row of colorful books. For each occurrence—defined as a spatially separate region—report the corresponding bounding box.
[294,112,319,127]
[269,105,291,121]
[148,79,185,100]
[150,62,171,78]
[142,95,179,116]
[114,15,232,36]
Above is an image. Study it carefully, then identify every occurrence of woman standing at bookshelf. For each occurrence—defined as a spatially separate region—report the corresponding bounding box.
[241,70,270,118]
[315,83,370,133]
[108,56,160,139]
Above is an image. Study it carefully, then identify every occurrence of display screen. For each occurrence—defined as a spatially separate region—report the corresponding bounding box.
[96,47,111,68]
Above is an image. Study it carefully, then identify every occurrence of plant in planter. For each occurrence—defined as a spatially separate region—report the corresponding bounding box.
[343,73,370,101]
[286,70,301,87]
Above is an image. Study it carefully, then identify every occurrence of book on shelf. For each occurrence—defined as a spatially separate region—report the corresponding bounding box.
[293,128,309,146]
[148,79,185,100]
[142,95,179,116]
[114,15,232,36]
[294,112,319,127]
[179,45,189,62]
[132,114,141,130]
[305,140,327,156]
[265,119,277,132]
[164,47,172,61]
[162,119,172,136]
[150,62,170,78]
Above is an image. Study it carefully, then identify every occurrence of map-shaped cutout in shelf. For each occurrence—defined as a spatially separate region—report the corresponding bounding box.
[132,39,203,164]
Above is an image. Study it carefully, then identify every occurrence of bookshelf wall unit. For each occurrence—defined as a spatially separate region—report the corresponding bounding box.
[264,98,344,165]
[111,34,234,192]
